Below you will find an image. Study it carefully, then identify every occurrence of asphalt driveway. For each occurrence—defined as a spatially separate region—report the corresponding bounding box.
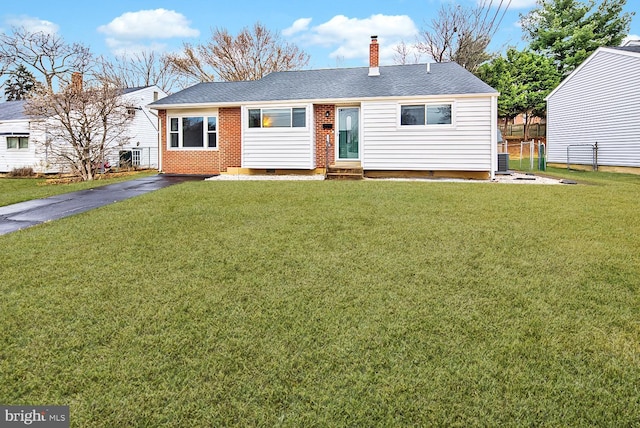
[0,174,206,236]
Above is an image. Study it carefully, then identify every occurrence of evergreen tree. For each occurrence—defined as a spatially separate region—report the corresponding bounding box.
[520,0,634,76]
[4,64,39,100]
[477,49,561,137]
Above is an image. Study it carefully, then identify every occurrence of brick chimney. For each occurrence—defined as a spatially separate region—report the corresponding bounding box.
[71,72,83,93]
[368,35,380,77]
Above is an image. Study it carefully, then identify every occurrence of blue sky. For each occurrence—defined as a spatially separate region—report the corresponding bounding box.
[1,0,638,69]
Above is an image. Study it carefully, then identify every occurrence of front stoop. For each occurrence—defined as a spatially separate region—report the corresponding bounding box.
[326,162,364,180]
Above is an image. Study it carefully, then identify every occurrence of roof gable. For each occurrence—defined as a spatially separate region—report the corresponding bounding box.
[150,62,497,108]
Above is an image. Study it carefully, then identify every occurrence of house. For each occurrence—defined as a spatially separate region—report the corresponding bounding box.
[546,46,640,173]
[0,85,167,173]
[149,37,500,179]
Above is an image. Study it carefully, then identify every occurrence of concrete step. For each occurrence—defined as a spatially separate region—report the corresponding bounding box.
[326,162,364,180]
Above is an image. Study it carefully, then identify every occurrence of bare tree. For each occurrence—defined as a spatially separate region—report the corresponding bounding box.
[25,76,133,181]
[98,51,190,94]
[0,26,92,91]
[164,22,310,82]
[393,41,422,65]
[415,2,509,71]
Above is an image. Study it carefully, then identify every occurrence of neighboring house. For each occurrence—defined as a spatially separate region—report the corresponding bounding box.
[0,100,44,172]
[0,85,166,173]
[546,46,640,172]
[149,37,500,179]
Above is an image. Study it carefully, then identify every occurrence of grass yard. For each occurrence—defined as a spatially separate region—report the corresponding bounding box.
[1,176,639,426]
[0,170,157,207]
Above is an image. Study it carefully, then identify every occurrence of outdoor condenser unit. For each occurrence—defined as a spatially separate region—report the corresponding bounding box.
[497,153,509,173]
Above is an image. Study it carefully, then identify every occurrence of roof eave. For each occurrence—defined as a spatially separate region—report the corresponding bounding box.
[149,92,499,110]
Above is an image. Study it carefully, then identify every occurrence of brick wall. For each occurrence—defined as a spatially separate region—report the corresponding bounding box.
[158,108,242,175]
[219,107,241,171]
[314,104,336,167]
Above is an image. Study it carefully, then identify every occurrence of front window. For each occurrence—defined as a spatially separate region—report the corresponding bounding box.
[400,105,425,125]
[168,116,217,149]
[170,118,179,147]
[207,117,217,148]
[248,107,306,128]
[401,103,453,126]
[182,117,203,147]
[427,104,452,125]
[7,136,28,149]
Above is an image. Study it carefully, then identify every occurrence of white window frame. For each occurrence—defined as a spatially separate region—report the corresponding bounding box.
[246,106,308,130]
[398,101,455,128]
[6,136,29,150]
[167,115,218,150]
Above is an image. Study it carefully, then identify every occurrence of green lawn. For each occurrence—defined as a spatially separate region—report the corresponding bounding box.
[0,170,157,207]
[1,176,639,426]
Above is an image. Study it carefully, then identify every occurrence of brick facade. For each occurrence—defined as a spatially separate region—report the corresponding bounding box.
[158,108,242,175]
[314,104,336,168]
[219,107,242,171]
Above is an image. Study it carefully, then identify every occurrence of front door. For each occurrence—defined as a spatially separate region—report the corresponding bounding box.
[337,107,359,160]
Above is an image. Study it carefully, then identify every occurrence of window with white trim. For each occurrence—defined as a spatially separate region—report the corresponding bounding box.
[168,116,217,149]
[248,107,306,128]
[7,136,29,150]
[400,103,452,126]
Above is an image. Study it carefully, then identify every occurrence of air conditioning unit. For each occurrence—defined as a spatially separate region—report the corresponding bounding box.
[497,153,509,173]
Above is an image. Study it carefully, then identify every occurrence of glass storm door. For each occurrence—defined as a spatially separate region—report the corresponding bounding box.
[338,107,359,160]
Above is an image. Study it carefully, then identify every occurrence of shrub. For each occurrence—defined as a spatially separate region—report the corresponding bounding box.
[8,167,35,177]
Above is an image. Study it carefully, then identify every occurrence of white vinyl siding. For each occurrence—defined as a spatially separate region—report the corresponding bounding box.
[362,97,493,171]
[242,105,314,169]
[547,49,640,167]
[117,86,167,169]
[0,121,42,173]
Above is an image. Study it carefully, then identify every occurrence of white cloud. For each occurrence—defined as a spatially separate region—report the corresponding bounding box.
[291,14,419,66]
[5,15,59,34]
[98,9,199,40]
[104,38,168,57]
[283,18,312,37]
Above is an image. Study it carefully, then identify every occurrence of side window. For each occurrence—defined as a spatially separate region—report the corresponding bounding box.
[7,136,29,149]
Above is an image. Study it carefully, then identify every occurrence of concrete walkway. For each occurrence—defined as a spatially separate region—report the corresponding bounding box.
[0,174,206,236]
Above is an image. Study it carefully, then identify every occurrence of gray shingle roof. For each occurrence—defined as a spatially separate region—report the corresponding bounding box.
[150,62,497,107]
[611,45,640,54]
[0,100,28,121]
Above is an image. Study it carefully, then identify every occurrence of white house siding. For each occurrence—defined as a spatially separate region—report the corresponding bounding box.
[547,49,640,167]
[0,121,51,173]
[362,97,493,171]
[242,105,315,169]
[116,86,167,169]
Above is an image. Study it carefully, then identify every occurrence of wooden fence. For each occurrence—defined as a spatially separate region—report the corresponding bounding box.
[499,123,546,139]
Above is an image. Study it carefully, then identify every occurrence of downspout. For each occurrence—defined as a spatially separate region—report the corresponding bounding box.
[157,110,163,172]
[490,94,498,180]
